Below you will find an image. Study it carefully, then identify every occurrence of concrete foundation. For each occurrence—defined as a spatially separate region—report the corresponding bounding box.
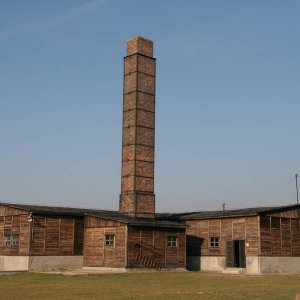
[2,255,300,274]
[0,255,29,271]
[0,255,83,272]
[187,256,227,272]
[192,256,259,274]
[187,255,300,274]
[29,256,83,271]
[246,256,259,274]
[200,256,226,272]
[259,256,300,274]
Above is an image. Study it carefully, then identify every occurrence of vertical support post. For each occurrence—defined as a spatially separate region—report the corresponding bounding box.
[296,174,299,205]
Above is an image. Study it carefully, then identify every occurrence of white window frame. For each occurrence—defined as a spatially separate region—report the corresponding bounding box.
[210,237,220,248]
[105,234,115,246]
[3,235,11,247]
[167,236,177,247]
[12,235,19,246]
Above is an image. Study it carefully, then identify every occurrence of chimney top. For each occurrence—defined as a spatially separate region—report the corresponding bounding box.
[126,36,153,57]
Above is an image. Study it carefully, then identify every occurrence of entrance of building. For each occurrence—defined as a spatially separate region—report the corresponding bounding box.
[226,240,246,268]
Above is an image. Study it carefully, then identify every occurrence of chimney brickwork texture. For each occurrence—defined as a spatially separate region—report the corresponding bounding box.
[119,36,156,218]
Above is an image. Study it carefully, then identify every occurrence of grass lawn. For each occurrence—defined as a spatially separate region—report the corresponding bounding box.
[0,271,299,299]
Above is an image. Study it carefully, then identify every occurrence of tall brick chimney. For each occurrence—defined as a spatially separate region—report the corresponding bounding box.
[119,36,156,218]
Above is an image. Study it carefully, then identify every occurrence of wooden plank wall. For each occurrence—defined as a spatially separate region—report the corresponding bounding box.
[83,217,186,269]
[0,206,27,216]
[0,213,30,255]
[30,215,84,256]
[267,209,300,218]
[83,217,127,267]
[127,226,186,268]
[0,206,84,256]
[260,216,300,256]
[185,216,260,256]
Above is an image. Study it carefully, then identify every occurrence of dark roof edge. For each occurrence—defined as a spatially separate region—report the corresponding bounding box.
[85,213,129,224]
[85,213,187,228]
[257,204,300,215]
[181,213,259,221]
[0,202,86,217]
[128,220,187,229]
[180,204,300,220]
[0,203,30,212]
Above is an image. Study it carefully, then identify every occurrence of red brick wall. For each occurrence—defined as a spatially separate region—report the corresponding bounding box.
[120,36,156,218]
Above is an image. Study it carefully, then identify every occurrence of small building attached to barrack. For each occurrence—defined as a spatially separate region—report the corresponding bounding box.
[175,204,300,274]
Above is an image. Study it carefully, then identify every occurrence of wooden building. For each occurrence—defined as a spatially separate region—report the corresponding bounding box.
[0,203,185,271]
[0,203,85,271]
[83,212,186,269]
[1,201,299,274]
[169,205,300,274]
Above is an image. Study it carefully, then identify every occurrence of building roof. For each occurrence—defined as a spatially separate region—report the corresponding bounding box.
[86,211,186,228]
[1,202,299,224]
[0,202,186,229]
[162,204,300,221]
[0,202,95,216]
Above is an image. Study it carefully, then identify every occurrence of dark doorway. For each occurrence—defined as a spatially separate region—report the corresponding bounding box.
[226,240,246,268]
[186,235,204,271]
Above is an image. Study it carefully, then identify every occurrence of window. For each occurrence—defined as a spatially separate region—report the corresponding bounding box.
[3,235,20,247]
[12,235,19,246]
[210,237,220,248]
[3,235,10,247]
[105,234,115,246]
[167,236,177,247]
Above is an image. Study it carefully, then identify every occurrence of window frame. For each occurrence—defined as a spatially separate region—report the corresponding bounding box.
[167,236,178,248]
[105,234,115,246]
[11,234,19,246]
[3,235,11,247]
[210,236,220,248]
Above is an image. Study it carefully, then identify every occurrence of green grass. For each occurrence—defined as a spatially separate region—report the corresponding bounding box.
[0,271,299,299]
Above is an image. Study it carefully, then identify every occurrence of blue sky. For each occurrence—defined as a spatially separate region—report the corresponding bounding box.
[0,0,299,212]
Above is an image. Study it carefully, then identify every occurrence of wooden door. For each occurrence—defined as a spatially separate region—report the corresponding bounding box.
[226,240,246,268]
[226,240,234,267]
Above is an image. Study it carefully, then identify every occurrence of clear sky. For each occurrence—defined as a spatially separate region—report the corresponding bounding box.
[1,0,299,212]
